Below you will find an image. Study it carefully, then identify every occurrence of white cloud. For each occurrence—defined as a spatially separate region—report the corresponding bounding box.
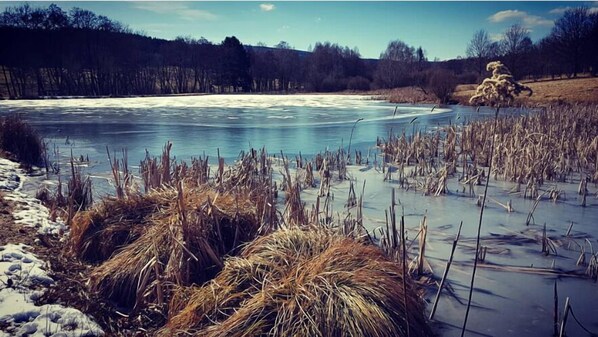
[133,2,217,21]
[260,3,275,12]
[549,7,572,15]
[488,9,526,22]
[488,9,552,27]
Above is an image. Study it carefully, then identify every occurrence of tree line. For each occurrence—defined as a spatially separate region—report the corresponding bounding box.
[1,3,597,100]
[465,7,598,81]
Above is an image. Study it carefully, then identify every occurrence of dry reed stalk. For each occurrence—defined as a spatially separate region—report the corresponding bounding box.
[451,261,587,277]
[417,215,428,276]
[526,190,548,226]
[554,281,559,336]
[558,297,570,337]
[106,146,132,198]
[461,104,500,337]
[347,118,363,165]
[346,180,357,208]
[159,228,431,337]
[380,104,598,196]
[280,154,307,226]
[587,240,598,281]
[430,221,463,320]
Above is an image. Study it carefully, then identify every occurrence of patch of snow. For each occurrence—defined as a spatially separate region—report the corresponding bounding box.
[4,190,66,235]
[0,94,385,109]
[0,243,103,336]
[0,243,54,287]
[0,159,21,191]
[0,158,66,235]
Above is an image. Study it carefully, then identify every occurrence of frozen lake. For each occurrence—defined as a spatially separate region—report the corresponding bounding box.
[0,94,499,166]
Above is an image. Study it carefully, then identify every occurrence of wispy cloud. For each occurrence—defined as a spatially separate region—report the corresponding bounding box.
[488,9,552,27]
[260,3,275,12]
[133,2,217,21]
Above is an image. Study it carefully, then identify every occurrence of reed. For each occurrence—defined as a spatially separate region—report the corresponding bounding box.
[429,221,463,320]
[107,147,133,199]
[380,104,598,194]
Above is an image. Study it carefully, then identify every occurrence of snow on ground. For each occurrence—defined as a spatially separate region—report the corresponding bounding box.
[0,158,103,336]
[0,159,66,235]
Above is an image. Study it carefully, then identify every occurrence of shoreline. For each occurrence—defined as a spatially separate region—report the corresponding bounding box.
[3,76,598,107]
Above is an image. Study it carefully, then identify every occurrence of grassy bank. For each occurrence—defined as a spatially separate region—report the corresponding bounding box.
[453,76,598,106]
[367,76,598,106]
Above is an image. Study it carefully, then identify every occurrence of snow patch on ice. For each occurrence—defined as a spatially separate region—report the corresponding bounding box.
[0,94,382,109]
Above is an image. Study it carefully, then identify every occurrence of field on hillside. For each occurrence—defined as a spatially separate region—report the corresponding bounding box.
[454,76,598,105]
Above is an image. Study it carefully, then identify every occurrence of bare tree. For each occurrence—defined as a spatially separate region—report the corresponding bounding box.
[501,24,531,79]
[466,30,492,76]
[69,7,99,29]
[427,68,458,104]
[551,7,592,77]
[375,39,416,88]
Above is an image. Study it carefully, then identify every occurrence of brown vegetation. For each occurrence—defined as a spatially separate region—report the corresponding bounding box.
[159,228,431,337]
[0,114,44,168]
[70,191,169,263]
[68,145,280,317]
[379,104,598,195]
[73,184,266,309]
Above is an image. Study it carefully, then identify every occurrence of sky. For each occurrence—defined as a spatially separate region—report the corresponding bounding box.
[2,1,598,60]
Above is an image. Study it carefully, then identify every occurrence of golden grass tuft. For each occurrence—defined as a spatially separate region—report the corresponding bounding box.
[86,184,263,309]
[70,190,169,263]
[159,228,431,337]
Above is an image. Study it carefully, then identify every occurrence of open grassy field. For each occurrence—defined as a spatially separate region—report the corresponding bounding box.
[453,76,598,105]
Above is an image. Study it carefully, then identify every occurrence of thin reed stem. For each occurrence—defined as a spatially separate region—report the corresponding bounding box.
[461,107,499,337]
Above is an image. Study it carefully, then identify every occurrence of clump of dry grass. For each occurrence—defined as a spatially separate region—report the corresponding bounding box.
[159,228,431,337]
[70,189,169,263]
[82,184,265,309]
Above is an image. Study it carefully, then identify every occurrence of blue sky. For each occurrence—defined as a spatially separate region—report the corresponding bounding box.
[3,1,597,60]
